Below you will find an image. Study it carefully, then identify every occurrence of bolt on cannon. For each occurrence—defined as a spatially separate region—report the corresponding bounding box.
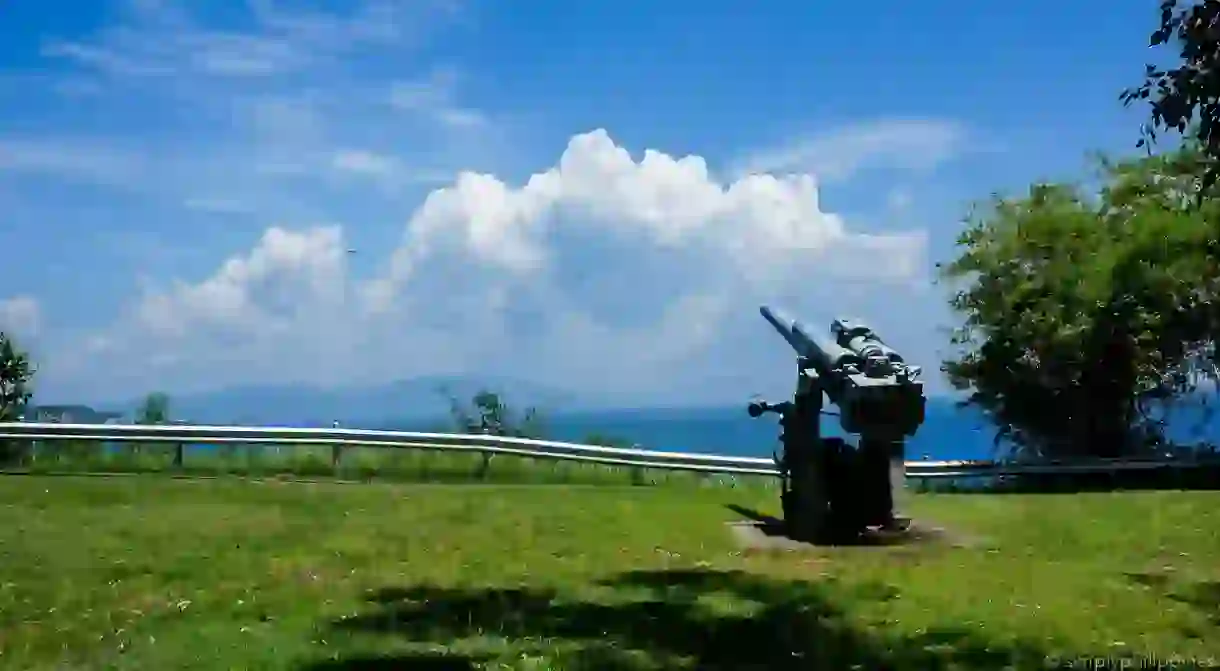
[749,305,926,543]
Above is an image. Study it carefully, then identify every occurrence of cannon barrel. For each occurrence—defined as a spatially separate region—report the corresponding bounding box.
[759,306,862,374]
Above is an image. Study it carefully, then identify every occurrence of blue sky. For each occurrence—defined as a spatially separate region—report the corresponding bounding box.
[0,0,1163,404]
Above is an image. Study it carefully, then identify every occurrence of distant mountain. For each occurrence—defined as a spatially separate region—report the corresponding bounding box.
[97,376,610,427]
[25,405,124,424]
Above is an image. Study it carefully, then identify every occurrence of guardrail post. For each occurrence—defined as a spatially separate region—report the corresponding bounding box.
[17,414,39,465]
[28,440,38,465]
[331,420,343,473]
[475,428,494,481]
[630,444,646,486]
[172,420,185,469]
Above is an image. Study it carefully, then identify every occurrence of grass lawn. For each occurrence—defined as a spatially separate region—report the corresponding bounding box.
[2,476,1220,669]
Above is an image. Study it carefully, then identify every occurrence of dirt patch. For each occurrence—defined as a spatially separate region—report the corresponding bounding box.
[727,518,990,554]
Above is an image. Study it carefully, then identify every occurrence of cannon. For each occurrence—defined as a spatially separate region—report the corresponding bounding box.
[749,306,926,542]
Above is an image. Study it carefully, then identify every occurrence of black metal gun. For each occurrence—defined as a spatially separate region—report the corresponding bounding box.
[750,306,926,542]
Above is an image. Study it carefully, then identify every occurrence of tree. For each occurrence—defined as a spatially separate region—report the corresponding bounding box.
[442,388,548,480]
[0,332,35,465]
[443,388,546,439]
[135,392,172,425]
[1123,0,1220,193]
[0,332,33,422]
[939,148,1220,460]
[130,392,173,459]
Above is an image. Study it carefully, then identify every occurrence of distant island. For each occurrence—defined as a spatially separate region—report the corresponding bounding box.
[22,405,125,424]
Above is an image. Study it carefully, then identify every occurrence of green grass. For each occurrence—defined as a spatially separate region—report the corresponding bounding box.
[2,476,1220,669]
[7,441,769,488]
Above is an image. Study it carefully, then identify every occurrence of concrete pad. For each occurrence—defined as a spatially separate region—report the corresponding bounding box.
[727,518,988,552]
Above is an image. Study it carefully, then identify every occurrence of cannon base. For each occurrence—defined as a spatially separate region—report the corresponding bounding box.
[780,436,906,545]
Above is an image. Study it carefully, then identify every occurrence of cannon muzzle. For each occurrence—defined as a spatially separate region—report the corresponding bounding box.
[759,306,861,374]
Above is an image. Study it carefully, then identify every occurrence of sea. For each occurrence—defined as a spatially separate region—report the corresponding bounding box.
[534,403,1006,461]
[380,398,1220,462]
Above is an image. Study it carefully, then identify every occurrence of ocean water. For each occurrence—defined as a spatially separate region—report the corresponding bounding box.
[182,398,1220,462]
[522,398,1220,462]
[537,402,998,461]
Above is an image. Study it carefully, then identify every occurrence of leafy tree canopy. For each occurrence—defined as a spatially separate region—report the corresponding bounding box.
[0,332,34,422]
[939,147,1220,459]
[135,392,172,425]
[444,388,547,440]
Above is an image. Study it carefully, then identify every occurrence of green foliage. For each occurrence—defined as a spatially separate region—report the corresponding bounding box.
[441,388,548,480]
[130,391,173,460]
[939,147,1220,459]
[135,392,171,425]
[442,388,547,439]
[0,331,34,422]
[1123,0,1220,194]
[0,332,35,465]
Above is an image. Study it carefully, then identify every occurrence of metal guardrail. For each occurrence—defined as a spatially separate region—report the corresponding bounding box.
[905,458,1220,479]
[0,422,1217,480]
[0,422,780,476]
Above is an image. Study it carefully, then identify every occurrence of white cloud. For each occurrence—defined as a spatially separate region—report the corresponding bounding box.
[183,197,254,214]
[74,129,929,400]
[389,68,489,130]
[732,118,969,182]
[331,149,399,177]
[0,296,41,339]
[0,138,143,186]
[9,1,961,402]
[42,0,455,81]
[365,129,924,306]
[887,187,914,213]
[135,226,348,339]
[4,0,492,209]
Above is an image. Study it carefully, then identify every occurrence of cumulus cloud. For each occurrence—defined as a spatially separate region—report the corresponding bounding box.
[135,226,349,340]
[8,2,960,402]
[79,129,928,400]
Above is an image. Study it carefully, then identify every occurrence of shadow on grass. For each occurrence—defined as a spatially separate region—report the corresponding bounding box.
[724,503,783,528]
[1127,571,1220,625]
[722,503,951,548]
[300,568,1060,670]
